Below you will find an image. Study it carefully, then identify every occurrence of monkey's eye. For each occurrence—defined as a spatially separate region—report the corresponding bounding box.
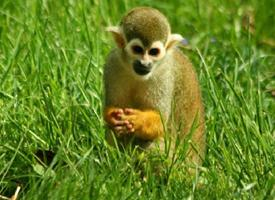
[149,48,160,56]
[132,45,144,54]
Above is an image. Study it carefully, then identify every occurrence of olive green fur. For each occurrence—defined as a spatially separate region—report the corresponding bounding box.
[121,7,170,47]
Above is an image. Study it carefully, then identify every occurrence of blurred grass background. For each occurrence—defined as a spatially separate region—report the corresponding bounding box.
[0,0,274,199]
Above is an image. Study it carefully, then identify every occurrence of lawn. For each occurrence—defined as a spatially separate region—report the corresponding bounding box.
[0,0,274,199]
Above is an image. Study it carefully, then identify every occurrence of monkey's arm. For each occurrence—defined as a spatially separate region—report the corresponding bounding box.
[121,108,164,140]
[104,107,164,141]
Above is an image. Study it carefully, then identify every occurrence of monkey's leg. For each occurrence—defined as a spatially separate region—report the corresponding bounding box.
[122,108,164,140]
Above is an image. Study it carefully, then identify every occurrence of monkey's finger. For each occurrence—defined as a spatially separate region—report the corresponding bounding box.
[124,108,135,115]
[125,123,133,130]
[115,113,123,120]
[111,109,124,118]
[113,125,126,132]
[113,126,130,136]
[122,120,135,133]
[109,118,125,126]
[123,120,130,125]
[127,127,135,133]
[128,128,135,133]
[115,108,124,114]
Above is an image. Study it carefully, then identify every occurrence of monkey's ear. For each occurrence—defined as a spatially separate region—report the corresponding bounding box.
[106,26,126,48]
[165,34,184,50]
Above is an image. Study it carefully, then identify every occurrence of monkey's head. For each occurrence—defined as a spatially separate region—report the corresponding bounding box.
[107,7,183,78]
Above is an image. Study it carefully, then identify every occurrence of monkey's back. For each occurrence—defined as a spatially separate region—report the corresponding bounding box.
[170,49,205,164]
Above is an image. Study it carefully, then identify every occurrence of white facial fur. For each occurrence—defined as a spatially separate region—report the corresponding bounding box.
[125,39,166,61]
[106,26,184,79]
[124,38,167,79]
[125,38,145,60]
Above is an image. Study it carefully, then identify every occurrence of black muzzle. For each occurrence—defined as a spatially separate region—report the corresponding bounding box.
[133,60,152,76]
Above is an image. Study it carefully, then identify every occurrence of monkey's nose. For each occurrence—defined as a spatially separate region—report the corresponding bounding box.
[133,60,152,75]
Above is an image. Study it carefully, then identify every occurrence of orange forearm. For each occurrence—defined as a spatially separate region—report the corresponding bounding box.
[104,107,164,141]
[126,109,164,141]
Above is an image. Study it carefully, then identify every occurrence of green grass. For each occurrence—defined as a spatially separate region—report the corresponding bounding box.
[0,0,274,199]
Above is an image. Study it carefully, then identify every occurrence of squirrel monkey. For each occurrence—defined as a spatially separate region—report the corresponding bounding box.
[103,7,205,165]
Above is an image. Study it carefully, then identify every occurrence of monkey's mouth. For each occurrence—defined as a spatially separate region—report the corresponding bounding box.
[133,60,152,76]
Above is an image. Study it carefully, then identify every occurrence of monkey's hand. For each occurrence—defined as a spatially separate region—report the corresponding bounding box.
[121,108,164,140]
[103,107,134,137]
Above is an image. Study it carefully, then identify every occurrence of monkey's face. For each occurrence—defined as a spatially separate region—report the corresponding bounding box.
[107,7,184,79]
[124,38,166,77]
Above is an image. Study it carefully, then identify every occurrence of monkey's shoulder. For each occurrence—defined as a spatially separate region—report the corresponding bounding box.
[170,48,193,67]
[103,49,126,77]
[105,49,122,66]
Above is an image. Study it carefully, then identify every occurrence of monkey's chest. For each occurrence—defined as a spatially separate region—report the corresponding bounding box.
[130,88,160,108]
[129,82,172,117]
